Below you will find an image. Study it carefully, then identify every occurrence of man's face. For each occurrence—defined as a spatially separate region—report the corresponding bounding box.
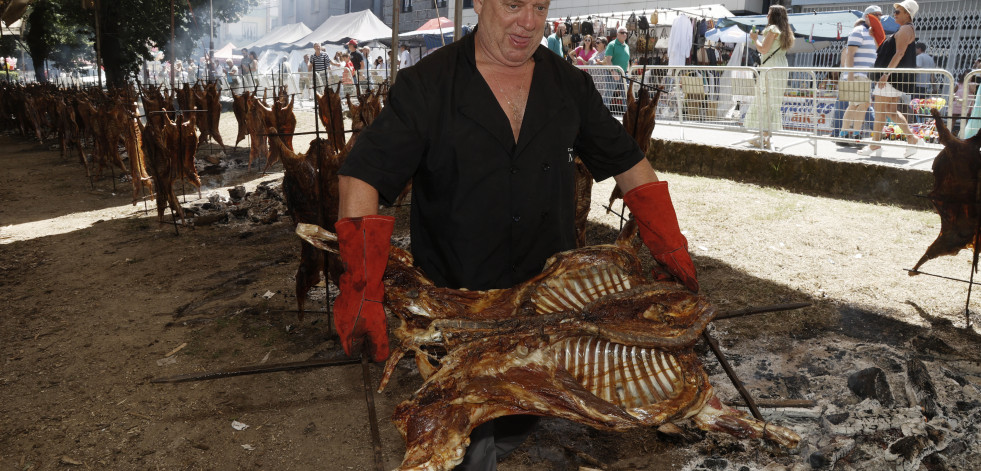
[473,0,550,65]
[313,43,321,55]
[616,30,627,43]
[557,24,565,36]
[348,43,356,52]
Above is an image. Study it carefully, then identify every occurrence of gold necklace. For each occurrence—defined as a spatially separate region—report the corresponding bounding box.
[488,74,525,126]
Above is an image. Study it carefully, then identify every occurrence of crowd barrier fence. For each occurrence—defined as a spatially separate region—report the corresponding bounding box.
[619,65,957,155]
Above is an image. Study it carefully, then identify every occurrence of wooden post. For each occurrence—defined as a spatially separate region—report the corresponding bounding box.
[170,0,175,89]
[390,0,400,83]
[453,0,462,40]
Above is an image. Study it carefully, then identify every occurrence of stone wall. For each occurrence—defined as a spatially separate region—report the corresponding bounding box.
[646,139,935,211]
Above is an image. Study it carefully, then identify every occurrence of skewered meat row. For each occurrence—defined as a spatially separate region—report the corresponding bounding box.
[296,221,800,470]
[911,109,981,273]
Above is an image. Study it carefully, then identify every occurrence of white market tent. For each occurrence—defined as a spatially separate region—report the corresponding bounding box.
[288,10,392,49]
[242,22,312,51]
[1,18,22,36]
[212,42,241,60]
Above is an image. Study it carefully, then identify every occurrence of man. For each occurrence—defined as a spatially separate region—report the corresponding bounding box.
[605,27,631,75]
[336,0,697,468]
[398,44,412,69]
[308,42,331,91]
[347,39,365,82]
[547,22,565,57]
[837,5,880,147]
[915,42,936,97]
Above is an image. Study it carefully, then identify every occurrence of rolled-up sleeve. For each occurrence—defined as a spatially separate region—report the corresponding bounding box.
[339,70,429,205]
[573,70,644,182]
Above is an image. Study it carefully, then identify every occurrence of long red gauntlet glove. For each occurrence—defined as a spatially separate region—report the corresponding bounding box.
[623,181,699,292]
[334,215,395,362]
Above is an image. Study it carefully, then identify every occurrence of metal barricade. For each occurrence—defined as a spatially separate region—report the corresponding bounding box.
[607,64,953,156]
[627,65,761,142]
[577,65,628,117]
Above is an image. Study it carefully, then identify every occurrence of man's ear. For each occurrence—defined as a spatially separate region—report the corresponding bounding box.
[473,0,483,15]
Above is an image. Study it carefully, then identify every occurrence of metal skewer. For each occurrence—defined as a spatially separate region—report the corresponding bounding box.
[361,347,385,471]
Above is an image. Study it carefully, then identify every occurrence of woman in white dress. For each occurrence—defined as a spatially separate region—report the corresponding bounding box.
[743,5,795,148]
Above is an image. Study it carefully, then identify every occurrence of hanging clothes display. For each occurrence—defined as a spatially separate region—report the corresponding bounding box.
[668,14,693,66]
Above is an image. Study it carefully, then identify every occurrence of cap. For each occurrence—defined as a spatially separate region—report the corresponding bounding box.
[863,5,882,16]
[347,39,358,46]
[894,0,919,19]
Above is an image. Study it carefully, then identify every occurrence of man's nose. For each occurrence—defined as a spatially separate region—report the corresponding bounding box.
[515,6,539,31]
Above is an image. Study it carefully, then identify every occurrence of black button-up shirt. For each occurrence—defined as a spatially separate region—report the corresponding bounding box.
[340,30,643,290]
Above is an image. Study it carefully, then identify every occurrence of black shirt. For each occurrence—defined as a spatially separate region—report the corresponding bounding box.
[340,30,643,290]
[350,50,364,72]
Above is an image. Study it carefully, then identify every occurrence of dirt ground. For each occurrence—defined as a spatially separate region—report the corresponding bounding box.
[3,108,981,471]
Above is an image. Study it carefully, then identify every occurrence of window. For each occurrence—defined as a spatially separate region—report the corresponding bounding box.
[463,0,472,8]
[401,0,412,12]
[311,0,321,13]
[243,22,258,39]
[436,0,447,7]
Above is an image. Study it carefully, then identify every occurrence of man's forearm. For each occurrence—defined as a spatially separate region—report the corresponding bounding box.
[338,175,380,219]
[613,159,659,194]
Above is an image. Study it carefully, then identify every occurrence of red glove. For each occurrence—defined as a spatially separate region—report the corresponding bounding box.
[334,215,394,362]
[623,181,699,292]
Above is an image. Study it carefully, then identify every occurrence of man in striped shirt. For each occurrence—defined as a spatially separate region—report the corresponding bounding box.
[308,42,332,91]
[839,5,881,145]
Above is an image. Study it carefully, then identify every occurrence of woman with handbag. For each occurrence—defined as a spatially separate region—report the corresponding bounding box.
[858,0,923,157]
[743,5,795,148]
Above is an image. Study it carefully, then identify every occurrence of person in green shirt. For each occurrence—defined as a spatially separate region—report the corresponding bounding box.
[604,27,630,75]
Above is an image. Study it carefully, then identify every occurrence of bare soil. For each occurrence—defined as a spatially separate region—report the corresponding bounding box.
[2,109,981,471]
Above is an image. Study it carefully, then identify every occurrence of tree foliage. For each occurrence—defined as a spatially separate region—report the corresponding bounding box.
[24,0,258,87]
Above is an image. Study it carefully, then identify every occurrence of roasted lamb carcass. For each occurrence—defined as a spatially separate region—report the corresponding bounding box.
[191,82,227,152]
[316,85,346,151]
[296,222,800,470]
[911,109,981,273]
[232,90,251,146]
[268,130,347,316]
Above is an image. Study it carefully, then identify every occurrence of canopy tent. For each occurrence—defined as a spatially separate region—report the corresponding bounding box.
[242,22,312,51]
[706,25,748,43]
[1,18,22,36]
[716,10,899,42]
[289,10,392,49]
[212,42,241,60]
[416,17,453,31]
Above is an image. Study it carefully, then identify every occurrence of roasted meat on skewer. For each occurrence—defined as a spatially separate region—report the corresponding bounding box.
[911,109,981,273]
[296,221,800,470]
[608,84,661,208]
[268,130,347,316]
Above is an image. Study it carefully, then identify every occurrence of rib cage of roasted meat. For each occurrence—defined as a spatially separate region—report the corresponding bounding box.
[295,221,800,470]
[911,109,981,273]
